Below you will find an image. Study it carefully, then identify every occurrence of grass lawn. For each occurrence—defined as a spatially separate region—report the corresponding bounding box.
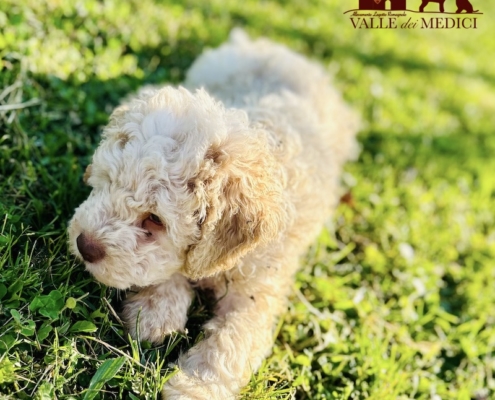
[1,0,494,399]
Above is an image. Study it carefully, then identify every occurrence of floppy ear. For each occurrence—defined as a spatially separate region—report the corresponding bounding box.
[183,131,288,280]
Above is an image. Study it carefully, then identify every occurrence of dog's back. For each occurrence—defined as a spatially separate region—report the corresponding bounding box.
[186,28,358,164]
[185,29,359,249]
[186,29,324,105]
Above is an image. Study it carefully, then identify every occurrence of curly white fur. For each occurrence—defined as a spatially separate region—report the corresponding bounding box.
[68,30,359,399]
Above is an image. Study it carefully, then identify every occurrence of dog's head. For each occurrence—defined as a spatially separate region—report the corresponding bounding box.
[68,87,287,289]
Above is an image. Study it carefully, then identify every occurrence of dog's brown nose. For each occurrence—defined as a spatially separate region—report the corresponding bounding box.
[76,233,105,263]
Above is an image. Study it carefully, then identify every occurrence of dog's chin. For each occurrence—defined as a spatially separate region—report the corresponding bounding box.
[85,264,133,290]
[83,257,182,290]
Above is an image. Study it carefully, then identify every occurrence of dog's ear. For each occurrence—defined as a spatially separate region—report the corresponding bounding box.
[183,131,288,280]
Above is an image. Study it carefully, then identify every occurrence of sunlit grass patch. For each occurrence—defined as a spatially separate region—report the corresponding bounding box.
[1,0,494,398]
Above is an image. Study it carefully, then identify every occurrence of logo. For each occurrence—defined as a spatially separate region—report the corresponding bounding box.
[344,0,482,29]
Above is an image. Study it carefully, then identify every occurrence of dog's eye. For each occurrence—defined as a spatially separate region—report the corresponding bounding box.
[148,214,163,226]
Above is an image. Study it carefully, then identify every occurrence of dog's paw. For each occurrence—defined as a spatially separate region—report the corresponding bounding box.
[122,275,193,344]
[162,371,235,400]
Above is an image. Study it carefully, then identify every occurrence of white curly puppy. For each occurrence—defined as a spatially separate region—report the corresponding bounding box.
[68,30,359,399]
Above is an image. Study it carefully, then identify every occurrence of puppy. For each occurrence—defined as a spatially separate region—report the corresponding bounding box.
[68,30,359,399]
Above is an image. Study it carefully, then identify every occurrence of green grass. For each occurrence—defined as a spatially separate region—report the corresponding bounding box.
[1,0,494,399]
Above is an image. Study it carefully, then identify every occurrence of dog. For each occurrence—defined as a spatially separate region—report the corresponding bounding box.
[68,30,359,399]
[419,0,445,12]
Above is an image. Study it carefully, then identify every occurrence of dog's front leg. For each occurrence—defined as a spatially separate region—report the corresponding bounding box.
[162,283,285,400]
[439,0,445,12]
[122,273,193,344]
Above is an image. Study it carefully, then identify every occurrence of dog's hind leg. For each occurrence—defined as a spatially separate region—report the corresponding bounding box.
[464,1,475,13]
